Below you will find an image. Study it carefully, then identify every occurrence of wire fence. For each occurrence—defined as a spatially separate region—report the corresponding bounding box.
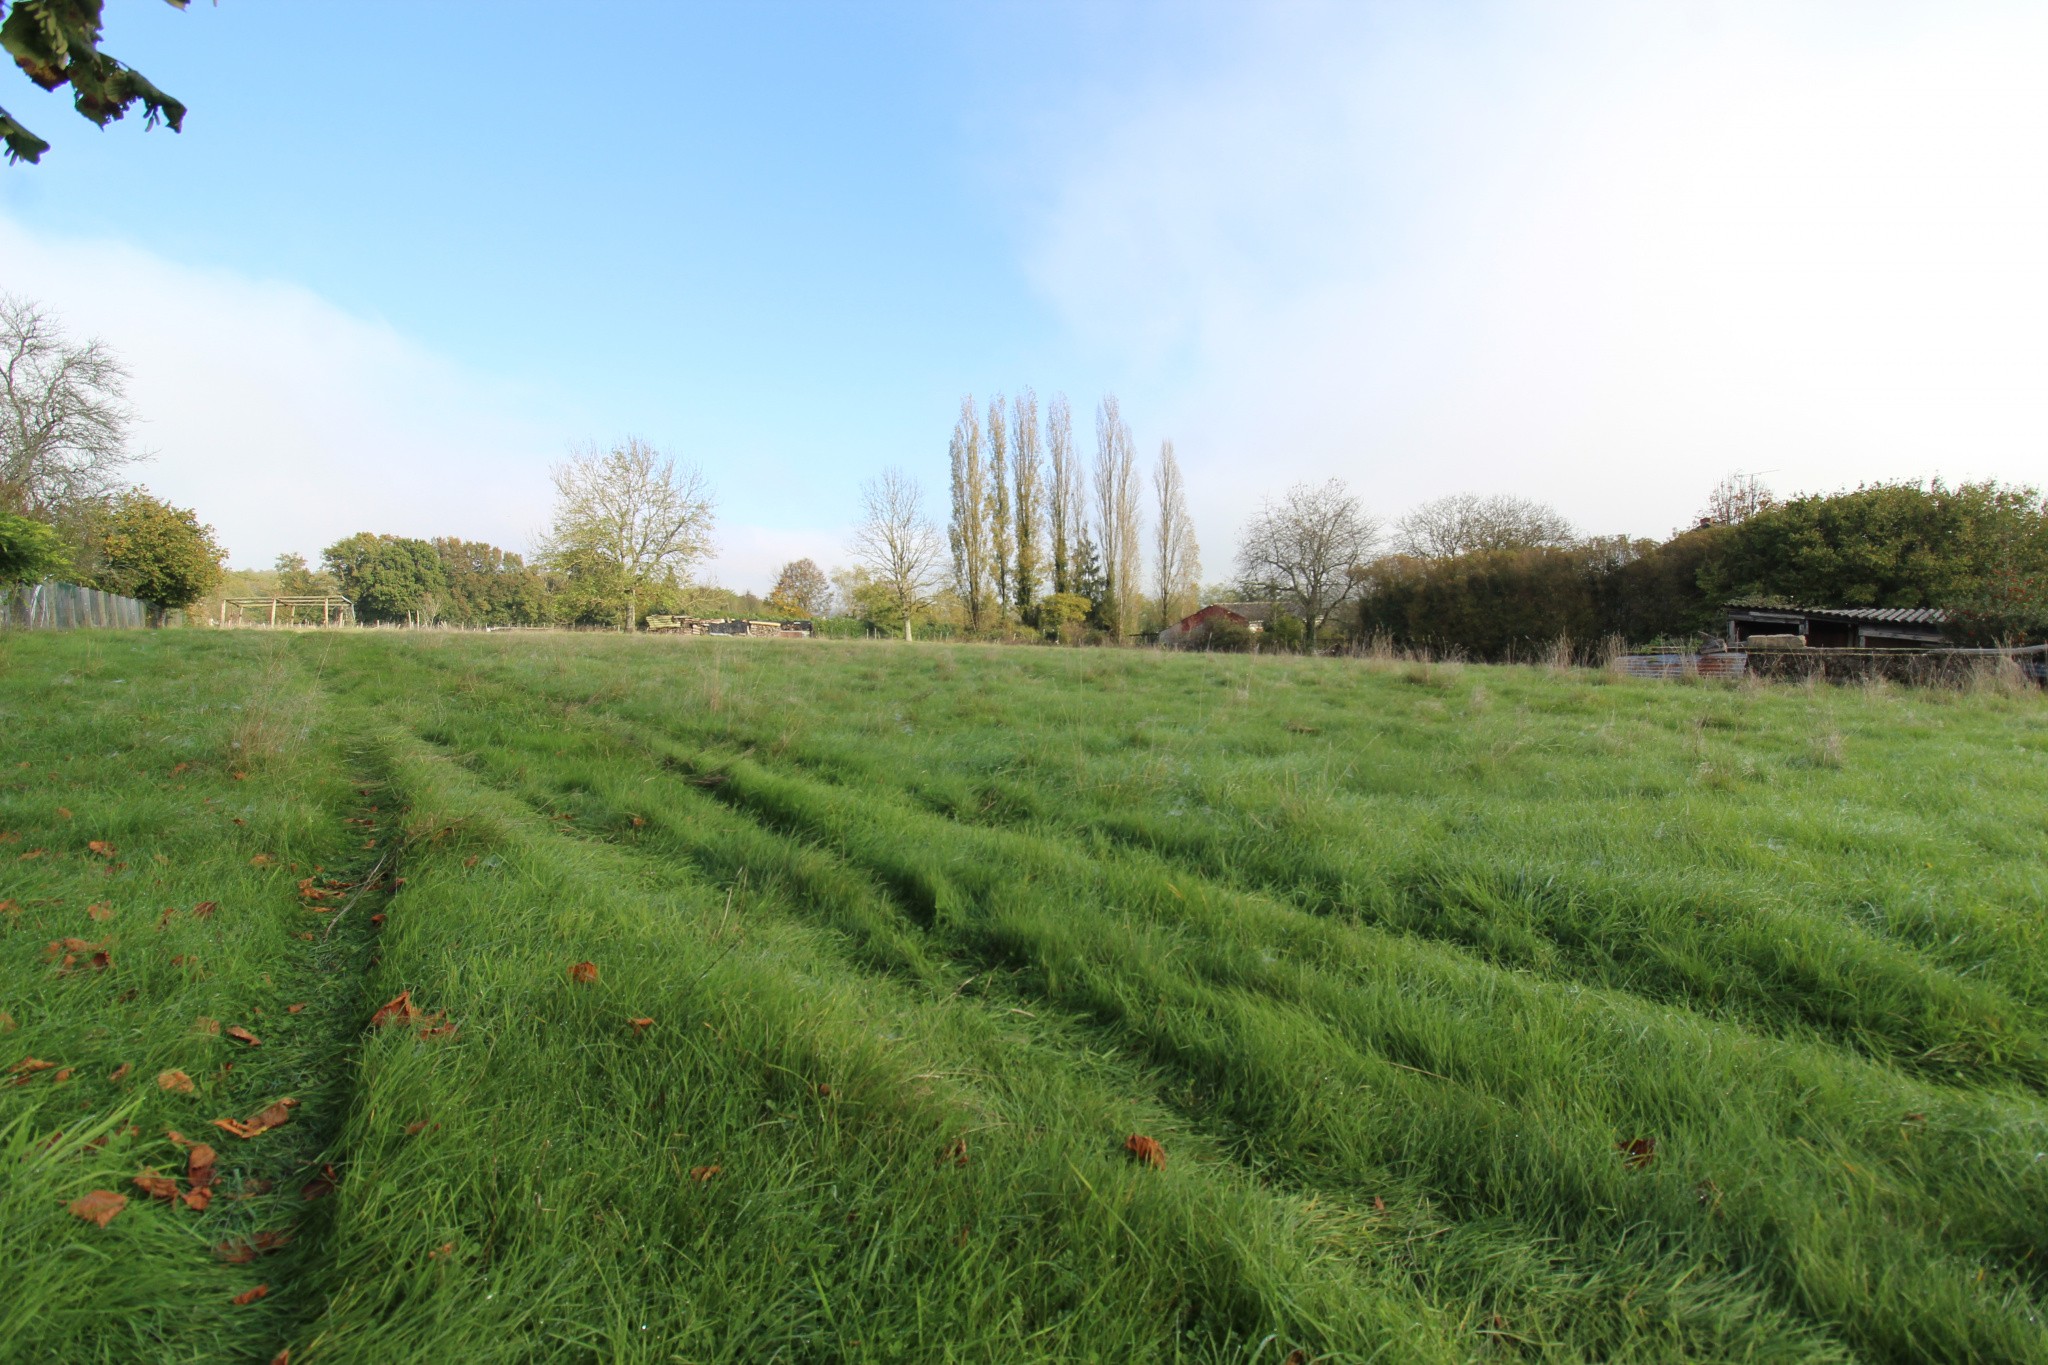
[0,580,152,631]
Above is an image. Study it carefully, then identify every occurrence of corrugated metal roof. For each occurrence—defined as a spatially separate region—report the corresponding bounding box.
[1724,601,1948,625]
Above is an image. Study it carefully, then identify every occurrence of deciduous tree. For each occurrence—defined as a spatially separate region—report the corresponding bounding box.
[1011,388,1043,617]
[946,397,994,631]
[544,437,715,631]
[1091,395,1141,640]
[767,557,832,618]
[0,294,140,516]
[853,467,945,641]
[986,395,1012,625]
[1395,493,1575,559]
[323,532,448,626]
[77,488,221,614]
[1237,479,1379,650]
[1151,440,1199,628]
[1046,393,1078,596]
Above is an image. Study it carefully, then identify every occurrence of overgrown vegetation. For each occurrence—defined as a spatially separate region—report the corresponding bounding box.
[4,629,2045,1361]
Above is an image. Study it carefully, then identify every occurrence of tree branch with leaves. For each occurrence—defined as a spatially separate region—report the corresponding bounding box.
[2,0,190,165]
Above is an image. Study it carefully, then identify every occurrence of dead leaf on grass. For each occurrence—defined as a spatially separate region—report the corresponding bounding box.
[249,854,275,868]
[689,1165,721,1182]
[569,961,598,986]
[192,901,217,919]
[86,840,115,857]
[428,1241,455,1259]
[69,1190,126,1227]
[286,1004,305,1014]
[629,1017,654,1034]
[158,1070,196,1094]
[936,1138,968,1168]
[86,902,112,922]
[1617,1138,1656,1170]
[368,991,417,1028]
[231,1284,269,1306]
[1125,1134,1167,1169]
[188,1144,218,1189]
[133,1171,181,1200]
[301,1164,338,1201]
[213,1098,297,1140]
[227,1026,262,1047]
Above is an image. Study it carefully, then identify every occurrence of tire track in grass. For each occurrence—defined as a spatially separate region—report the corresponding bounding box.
[406,711,1849,1365]
[305,720,1464,1364]
[632,740,2048,1365]
[757,733,2048,1095]
[402,696,1894,1365]
[369,637,2048,1361]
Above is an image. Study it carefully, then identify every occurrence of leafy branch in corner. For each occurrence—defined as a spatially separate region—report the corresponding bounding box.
[1,0,189,165]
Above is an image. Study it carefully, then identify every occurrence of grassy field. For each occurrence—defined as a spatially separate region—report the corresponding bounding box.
[3,629,2046,1364]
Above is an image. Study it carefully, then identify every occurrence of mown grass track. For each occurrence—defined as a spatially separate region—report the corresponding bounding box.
[4,628,2047,1362]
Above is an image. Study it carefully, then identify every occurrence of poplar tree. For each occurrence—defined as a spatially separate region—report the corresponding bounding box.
[1046,393,1077,596]
[986,395,1013,625]
[1152,440,1200,627]
[1011,388,1043,617]
[946,395,993,631]
[1092,395,1142,641]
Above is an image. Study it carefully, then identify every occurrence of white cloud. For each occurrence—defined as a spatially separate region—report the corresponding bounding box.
[0,214,578,566]
[1025,1,2048,556]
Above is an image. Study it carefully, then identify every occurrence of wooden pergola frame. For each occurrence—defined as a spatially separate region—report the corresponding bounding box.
[219,595,356,627]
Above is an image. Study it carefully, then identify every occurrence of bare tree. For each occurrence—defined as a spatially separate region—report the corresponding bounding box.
[1237,479,1380,649]
[1152,440,1200,628]
[1700,473,1774,527]
[544,437,716,631]
[946,396,994,631]
[0,294,142,516]
[1011,388,1043,615]
[1092,394,1142,640]
[1395,493,1575,558]
[1046,392,1077,596]
[852,467,945,641]
[986,395,1013,623]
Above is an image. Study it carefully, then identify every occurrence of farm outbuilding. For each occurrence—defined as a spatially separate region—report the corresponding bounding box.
[1157,602,1272,647]
[1723,602,1947,650]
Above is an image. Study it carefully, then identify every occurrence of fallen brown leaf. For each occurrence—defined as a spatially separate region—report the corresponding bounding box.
[192,901,217,919]
[57,807,72,820]
[86,902,112,922]
[188,1144,217,1189]
[569,961,599,986]
[69,1190,126,1227]
[689,1165,722,1181]
[1125,1134,1167,1169]
[936,1138,968,1168]
[249,854,274,867]
[133,1171,181,1200]
[628,1017,654,1034]
[301,1164,339,1201]
[158,1069,196,1094]
[107,1062,131,1083]
[86,840,115,857]
[369,991,417,1028]
[10,1056,55,1078]
[180,1187,213,1212]
[227,1027,262,1048]
[231,1284,268,1306]
[1617,1137,1656,1170]
[286,1003,305,1014]
[213,1098,297,1140]
[428,1241,455,1259]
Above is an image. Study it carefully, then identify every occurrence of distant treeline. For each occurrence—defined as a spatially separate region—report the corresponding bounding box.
[270,534,768,629]
[1356,480,2048,657]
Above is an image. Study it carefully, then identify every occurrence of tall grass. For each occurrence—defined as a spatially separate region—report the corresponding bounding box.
[3,628,2044,1362]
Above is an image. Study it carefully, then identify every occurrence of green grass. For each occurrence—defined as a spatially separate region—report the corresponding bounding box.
[3,629,2046,1363]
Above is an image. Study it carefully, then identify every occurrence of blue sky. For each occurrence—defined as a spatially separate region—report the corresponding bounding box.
[4,2,2046,588]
